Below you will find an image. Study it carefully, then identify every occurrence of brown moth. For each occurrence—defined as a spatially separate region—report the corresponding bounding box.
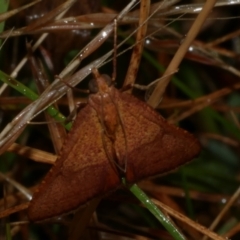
[28,68,201,221]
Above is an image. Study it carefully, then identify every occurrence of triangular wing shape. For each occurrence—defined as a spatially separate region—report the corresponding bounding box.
[113,91,201,183]
[28,70,201,221]
[28,105,120,222]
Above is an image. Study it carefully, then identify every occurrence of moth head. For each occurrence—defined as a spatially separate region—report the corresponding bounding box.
[90,68,113,94]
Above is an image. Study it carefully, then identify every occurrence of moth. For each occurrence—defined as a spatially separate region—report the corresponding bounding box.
[28,68,201,221]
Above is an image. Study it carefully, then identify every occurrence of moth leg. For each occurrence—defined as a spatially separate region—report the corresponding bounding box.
[119,82,155,92]
[55,75,89,123]
[54,75,89,94]
[119,83,133,92]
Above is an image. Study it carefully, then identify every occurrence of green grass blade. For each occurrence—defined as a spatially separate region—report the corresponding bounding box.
[0,70,72,130]
[129,183,186,240]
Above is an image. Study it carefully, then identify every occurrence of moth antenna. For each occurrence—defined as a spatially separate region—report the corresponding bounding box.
[101,130,121,174]
[115,104,128,173]
[99,109,125,173]
[108,93,129,173]
[94,90,124,173]
[112,18,117,83]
